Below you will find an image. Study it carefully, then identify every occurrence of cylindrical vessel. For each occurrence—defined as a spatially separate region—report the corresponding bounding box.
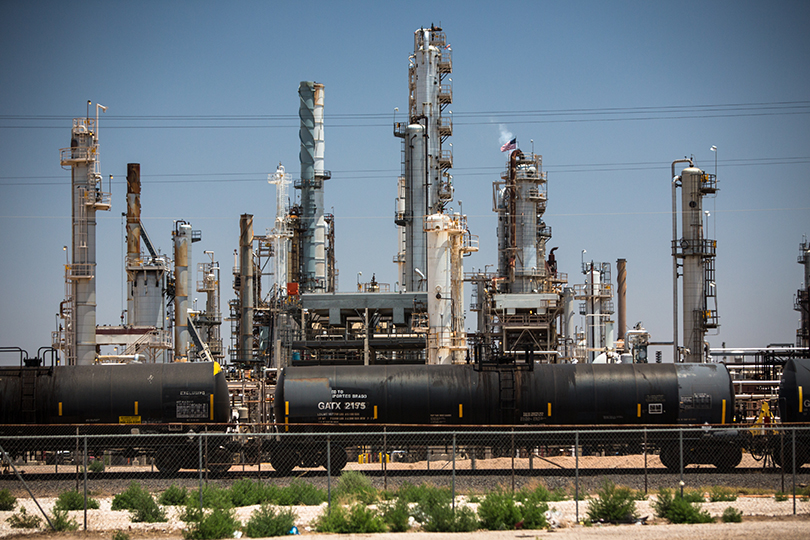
[779,358,810,422]
[0,362,229,424]
[276,363,734,426]
[426,213,452,364]
[173,222,192,359]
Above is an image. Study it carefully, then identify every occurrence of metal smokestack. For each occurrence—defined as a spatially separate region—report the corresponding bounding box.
[239,214,254,364]
[617,258,627,344]
[126,164,141,322]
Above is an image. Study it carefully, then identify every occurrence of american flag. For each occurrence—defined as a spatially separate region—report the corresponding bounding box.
[500,137,516,152]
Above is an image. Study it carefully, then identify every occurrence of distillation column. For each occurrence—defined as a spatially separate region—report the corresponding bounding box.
[173,222,194,360]
[269,164,292,295]
[673,165,718,363]
[394,25,453,292]
[58,107,111,365]
[239,214,254,364]
[298,81,330,293]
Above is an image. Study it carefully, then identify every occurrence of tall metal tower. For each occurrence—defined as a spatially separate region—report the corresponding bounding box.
[297,81,332,293]
[671,160,719,363]
[796,236,810,347]
[56,103,111,365]
[394,25,454,292]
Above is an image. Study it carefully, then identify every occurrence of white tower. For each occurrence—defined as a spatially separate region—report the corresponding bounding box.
[57,103,111,365]
[394,25,454,292]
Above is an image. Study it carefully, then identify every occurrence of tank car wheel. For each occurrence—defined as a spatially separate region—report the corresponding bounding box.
[324,446,347,472]
[713,445,742,473]
[154,455,181,476]
[658,444,681,473]
[772,445,808,473]
[271,451,297,476]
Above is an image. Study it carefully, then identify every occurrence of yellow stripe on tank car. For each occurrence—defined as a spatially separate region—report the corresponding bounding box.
[800,386,804,413]
[374,405,378,420]
[210,394,214,420]
[638,403,642,418]
[547,402,552,417]
[134,401,138,415]
[285,401,289,415]
[459,404,463,418]
[58,402,62,416]
[722,399,726,424]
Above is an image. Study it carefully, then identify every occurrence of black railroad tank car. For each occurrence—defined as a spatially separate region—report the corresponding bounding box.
[275,363,735,426]
[271,362,739,473]
[773,358,810,470]
[0,361,230,426]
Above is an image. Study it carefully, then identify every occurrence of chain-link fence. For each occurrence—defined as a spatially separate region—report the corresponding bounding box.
[1,424,809,531]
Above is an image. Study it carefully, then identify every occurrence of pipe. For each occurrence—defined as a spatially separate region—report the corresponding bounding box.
[616,258,626,344]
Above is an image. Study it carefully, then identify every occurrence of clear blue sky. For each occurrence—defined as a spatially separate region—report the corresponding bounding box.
[1,0,808,365]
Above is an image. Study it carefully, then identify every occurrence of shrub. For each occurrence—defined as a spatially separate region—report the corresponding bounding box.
[110,482,165,522]
[334,471,378,504]
[159,484,189,506]
[275,479,326,506]
[681,488,705,503]
[88,459,105,473]
[709,486,737,502]
[653,489,713,524]
[54,490,99,511]
[516,483,566,503]
[244,504,296,538]
[187,485,232,510]
[520,490,550,529]
[0,489,17,511]
[478,489,522,530]
[775,492,789,502]
[113,531,130,540]
[49,508,78,532]
[380,497,410,532]
[314,503,386,534]
[721,506,743,523]
[6,506,42,529]
[586,480,638,523]
[230,479,264,507]
[417,500,477,533]
[183,507,242,540]
[397,482,452,505]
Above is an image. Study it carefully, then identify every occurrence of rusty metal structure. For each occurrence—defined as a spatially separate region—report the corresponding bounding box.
[796,236,810,348]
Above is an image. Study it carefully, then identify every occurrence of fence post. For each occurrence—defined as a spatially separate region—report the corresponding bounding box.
[679,428,684,497]
[643,427,648,495]
[452,433,456,511]
[792,427,797,515]
[575,430,579,523]
[198,434,203,510]
[383,427,388,492]
[510,428,515,494]
[83,436,88,530]
[327,435,332,515]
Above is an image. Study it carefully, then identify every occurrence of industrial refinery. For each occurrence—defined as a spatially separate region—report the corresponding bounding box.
[4,25,809,428]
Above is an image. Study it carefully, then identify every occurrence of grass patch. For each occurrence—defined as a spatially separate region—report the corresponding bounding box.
[708,485,738,502]
[333,471,378,504]
[380,497,410,532]
[6,507,42,529]
[417,499,478,533]
[182,507,241,540]
[158,484,189,506]
[722,507,743,523]
[49,508,79,531]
